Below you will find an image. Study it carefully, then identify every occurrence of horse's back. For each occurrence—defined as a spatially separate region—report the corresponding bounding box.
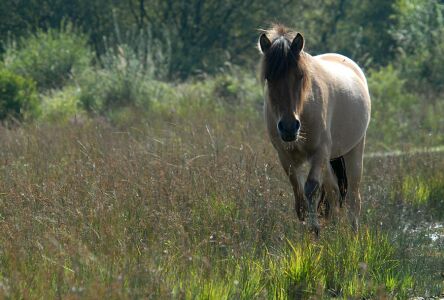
[315,53,368,89]
[312,53,371,158]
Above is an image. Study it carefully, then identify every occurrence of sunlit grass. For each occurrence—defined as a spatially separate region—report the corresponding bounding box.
[0,114,442,298]
[402,176,431,206]
[163,226,413,299]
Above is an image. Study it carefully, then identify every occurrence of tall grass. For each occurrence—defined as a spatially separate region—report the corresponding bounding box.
[0,110,442,298]
[0,26,443,299]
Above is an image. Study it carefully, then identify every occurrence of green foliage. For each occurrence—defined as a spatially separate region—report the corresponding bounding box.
[402,175,430,206]
[1,0,443,83]
[102,23,171,80]
[366,63,444,150]
[77,45,154,114]
[138,1,287,78]
[169,228,413,299]
[288,0,397,67]
[39,86,84,123]
[367,65,419,149]
[78,65,263,125]
[393,0,444,94]
[0,0,116,55]
[398,172,444,219]
[428,174,444,219]
[0,67,39,120]
[338,0,397,66]
[0,0,289,79]
[212,68,262,111]
[3,24,92,90]
[282,229,412,298]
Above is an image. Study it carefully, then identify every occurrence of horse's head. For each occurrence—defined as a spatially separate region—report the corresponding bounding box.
[258,26,310,143]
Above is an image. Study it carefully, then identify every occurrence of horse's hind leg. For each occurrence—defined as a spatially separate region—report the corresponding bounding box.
[343,137,365,232]
[330,156,348,207]
[322,165,341,220]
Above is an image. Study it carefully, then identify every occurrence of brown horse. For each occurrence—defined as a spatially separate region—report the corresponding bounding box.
[258,25,371,234]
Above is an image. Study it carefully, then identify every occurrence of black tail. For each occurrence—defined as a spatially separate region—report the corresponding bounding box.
[330,156,348,206]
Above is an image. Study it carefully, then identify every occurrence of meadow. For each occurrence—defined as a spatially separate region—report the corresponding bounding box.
[0,106,442,299]
[1,4,444,297]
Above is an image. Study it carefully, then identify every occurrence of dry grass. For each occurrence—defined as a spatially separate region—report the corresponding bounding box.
[0,111,442,298]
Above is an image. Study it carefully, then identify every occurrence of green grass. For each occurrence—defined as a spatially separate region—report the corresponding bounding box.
[162,227,413,299]
[0,113,442,299]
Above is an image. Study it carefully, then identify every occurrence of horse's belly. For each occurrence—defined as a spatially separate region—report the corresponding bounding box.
[329,91,370,158]
[313,53,371,158]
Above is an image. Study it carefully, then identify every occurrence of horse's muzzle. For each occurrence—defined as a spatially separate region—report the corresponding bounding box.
[280,133,298,142]
[277,119,300,142]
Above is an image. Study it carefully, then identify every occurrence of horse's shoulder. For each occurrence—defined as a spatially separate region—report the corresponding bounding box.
[313,53,367,87]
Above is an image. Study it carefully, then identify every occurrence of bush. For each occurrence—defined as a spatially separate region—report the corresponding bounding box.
[77,45,155,114]
[212,68,262,111]
[0,67,39,121]
[76,64,263,125]
[40,86,84,123]
[3,24,92,91]
[367,65,418,149]
[367,64,444,150]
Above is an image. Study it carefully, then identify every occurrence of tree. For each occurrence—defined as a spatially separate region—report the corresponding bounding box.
[136,0,294,78]
[287,0,397,67]
[392,0,444,96]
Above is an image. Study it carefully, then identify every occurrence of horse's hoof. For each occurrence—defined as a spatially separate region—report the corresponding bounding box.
[312,226,320,237]
[296,210,305,221]
[308,215,320,236]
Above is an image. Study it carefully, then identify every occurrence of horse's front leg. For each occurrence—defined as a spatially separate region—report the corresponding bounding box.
[290,173,305,221]
[277,151,305,221]
[305,147,329,235]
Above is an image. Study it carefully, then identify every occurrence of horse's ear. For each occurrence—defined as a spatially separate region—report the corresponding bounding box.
[258,33,271,54]
[290,33,304,56]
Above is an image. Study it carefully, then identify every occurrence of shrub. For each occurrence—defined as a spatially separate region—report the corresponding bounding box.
[77,45,154,115]
[213,74,243,106]
[367,64,444,150]
[0,67,39,121]
[367,65,418,149]
[40,86,84,123]
[3,24,92,90]
[212,67,262,112]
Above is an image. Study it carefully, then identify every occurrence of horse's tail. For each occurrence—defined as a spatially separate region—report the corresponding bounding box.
[330,156,348,206]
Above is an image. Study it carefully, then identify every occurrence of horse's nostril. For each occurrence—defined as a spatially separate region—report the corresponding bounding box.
[278,119,300,135]
[294,120,300,131]
[277,120,284,132]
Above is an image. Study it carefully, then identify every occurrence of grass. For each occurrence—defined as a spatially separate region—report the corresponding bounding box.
[0,110,442,299]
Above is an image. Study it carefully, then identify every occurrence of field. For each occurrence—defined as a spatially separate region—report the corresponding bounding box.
[0,110,442,299]
[1,1,444,299]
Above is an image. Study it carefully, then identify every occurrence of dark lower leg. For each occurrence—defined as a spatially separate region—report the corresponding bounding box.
[304,178,321,235]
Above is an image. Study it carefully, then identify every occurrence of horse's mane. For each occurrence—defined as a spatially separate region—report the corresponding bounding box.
[259,24,312,111]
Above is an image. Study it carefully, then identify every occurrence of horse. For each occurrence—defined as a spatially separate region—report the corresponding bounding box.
[257,25,371,234]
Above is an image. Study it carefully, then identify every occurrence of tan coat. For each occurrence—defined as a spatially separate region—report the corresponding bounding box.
[259,26,371,234]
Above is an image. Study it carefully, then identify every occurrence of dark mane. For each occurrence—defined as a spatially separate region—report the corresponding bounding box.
[263,36,296,81]
[260,25,301,82]
[259,25,312,110]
